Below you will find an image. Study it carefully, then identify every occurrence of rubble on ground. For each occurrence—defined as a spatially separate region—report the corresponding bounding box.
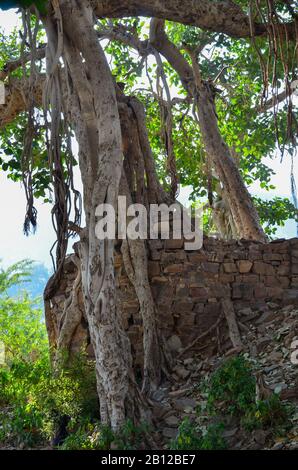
[152,302,298,450]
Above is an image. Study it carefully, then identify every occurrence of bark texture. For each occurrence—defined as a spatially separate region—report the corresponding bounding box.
[91,0,296,40]
[43,0,137,430]
[0,76,44,128]
[193,79,267,242]
[118,94,172,394]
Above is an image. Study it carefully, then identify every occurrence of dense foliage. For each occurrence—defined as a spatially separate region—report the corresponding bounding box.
[0,262,152,449]
[0,262,97,447]
[0,6,297,238]
[0,1,47,14]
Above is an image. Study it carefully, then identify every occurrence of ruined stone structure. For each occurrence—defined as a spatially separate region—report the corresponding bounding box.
[45,237,298,367]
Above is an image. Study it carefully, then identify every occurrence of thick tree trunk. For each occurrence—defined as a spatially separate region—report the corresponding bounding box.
[118,96,173,394]
[43,0,144,430]
[64,2,131,430]
[55,255,83,364]
[150,20,267,243]
[193,78,267,242]
[46,88,168,398]
[119,169,162,394]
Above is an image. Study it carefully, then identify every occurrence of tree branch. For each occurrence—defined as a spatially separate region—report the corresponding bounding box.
[257,85,295,113]
[91,0,296,40]
[0,46,46,81]
[97,24,151,56]
[149,19,193,93]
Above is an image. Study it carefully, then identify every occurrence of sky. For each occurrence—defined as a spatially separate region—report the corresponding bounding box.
[0,9,297,270]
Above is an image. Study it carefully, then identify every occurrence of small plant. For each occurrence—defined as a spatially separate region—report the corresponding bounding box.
[200,423,226,450]
[170,418,226,450]
[205,355,256,416]
[0,262,99,448]
[202,354,291,436]
[242,394,291,432]
[60,419,149,450]
[60,421,114,450]
[170,418,203,450]
[114,419,149,450]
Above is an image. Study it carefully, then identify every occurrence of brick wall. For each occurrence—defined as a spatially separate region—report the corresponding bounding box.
[47,237,298,363]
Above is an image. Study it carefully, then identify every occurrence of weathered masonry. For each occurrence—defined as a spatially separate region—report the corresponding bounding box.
[45,237,298,365]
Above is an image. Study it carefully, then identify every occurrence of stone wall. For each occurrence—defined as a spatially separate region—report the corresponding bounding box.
[46,237,298,364]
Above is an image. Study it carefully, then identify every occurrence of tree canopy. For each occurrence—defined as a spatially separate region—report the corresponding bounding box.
[0,1,297,240]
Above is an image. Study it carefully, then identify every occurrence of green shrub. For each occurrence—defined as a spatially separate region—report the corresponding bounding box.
[242,394,291,432]
[0,261,48,366]
[205,355,256,416]
[0,262,98,448]
[0,358,47,446]
[114,419,149,450]
[202,355,290,434]
[0,351,97,446]
[60,421,114,450]
[60,419,148,450]
[32,354,98,423]
[200,423,226,450]
[170,418,226,450]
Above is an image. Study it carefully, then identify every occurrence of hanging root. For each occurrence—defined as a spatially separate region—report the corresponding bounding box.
[41,2,81,301]
[120,170,172,395]
[250,0,298,152]
[20,10,40,235]
[153,50,179,199]
[117,93,176,394]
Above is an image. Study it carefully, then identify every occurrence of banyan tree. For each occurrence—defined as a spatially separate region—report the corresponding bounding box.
[0,0,297,430]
